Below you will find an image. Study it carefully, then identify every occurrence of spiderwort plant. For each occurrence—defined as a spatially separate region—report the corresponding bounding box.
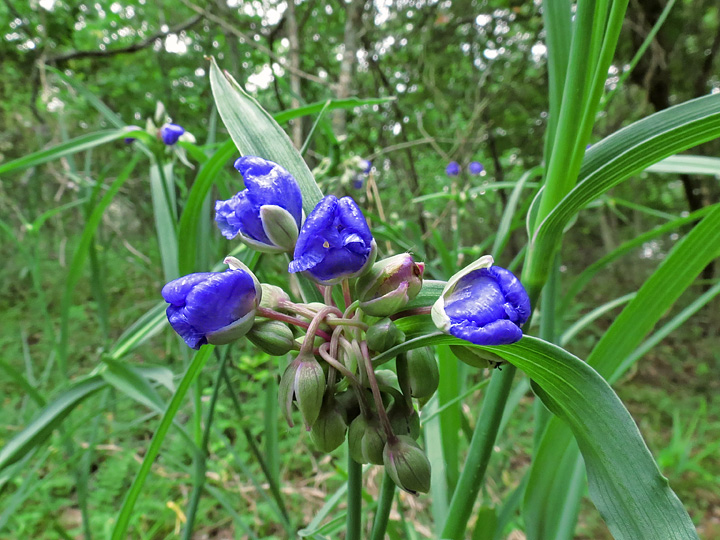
[159,149,534,508]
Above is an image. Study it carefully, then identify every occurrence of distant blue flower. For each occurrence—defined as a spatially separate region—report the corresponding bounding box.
[352,174,365,190]
[468,161,484,175]
[215,156,303,253]
[360,159,372,174]
[586,143,592,150]
[432,256,530,345]
[160,123,185,145]
[446,161,460,176]
[289,195,376,285]
[162,269,261,349]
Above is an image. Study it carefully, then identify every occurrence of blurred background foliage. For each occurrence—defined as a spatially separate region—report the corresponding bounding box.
[1,0,719,538]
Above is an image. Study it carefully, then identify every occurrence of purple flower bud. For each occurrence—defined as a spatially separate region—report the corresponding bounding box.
[160,123,185,145]
[432,256,530,346]
[215,156,303,253]
[445,161,461,177]
[162,269,261,349]
[356,254,424,317]
[288,195,377,285]
[468,161,484,175]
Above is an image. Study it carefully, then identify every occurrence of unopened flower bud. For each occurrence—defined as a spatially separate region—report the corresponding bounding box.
[388,403,420,440]
[278,353,325,429]
[348,416,369,464]
[404,347,439,399]
[310,398,348,453]
[356,254,424,317]
[247,320,295,356]
[361,420,387,465]
[383,436,431,495]
[365,318,405,352]
[259,284,291,310]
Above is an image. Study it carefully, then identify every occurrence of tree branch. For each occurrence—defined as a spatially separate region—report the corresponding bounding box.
[46,14,203,64]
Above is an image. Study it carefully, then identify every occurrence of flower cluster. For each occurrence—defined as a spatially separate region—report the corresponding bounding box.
[160,155,530,494]
[445,160,485,176]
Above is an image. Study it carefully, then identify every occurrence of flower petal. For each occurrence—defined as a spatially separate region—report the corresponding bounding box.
[448,319,524,345]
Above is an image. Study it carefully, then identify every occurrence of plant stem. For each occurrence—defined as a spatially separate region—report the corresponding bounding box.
[183,352,227,539]
[346,455,363,540]
[256,306,333,341]
[439,364,517,540]
[390,305,432,320]
[221,366,292,529]
[370,471,396,540]
[360,341,396,441]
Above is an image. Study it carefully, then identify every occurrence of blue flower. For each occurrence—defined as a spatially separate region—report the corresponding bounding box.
[360,159,372,174]
[288,195,376,285]
[352,174,365,190]
[468,161,484,175]
[162,269,261,349]
[446,161,460,176]
[160,123,185,145]
[432,256,530,345]
[215,156,303,253]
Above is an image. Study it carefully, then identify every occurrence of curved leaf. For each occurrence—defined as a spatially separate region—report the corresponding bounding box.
[525,93,720,288]
[209,57,323,215]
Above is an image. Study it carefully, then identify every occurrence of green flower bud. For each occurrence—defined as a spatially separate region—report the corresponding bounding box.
[310,397,348,453]
[365,318,406,352]
[449,345,504,369]
[335,390,360,423]
[259,204,300,252]
[348,416,369,464]
[247,320,296,356]
[356,254,424,317]
[383,436,431,495]
[388,402,420,440]
[259,283,291,310]
[278,353,325,429]
[404,347,439,399]
[361,420,387,465]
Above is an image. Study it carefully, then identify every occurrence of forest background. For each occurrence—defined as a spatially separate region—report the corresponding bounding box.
[1,0,719,538]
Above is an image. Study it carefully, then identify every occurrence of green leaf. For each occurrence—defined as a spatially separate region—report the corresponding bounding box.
[177,139,236,274]
[525,93,720,289]
[0,377,106,471]
[561,204,717,310]
[501,338,698,540]
[111,346,214,539]
[0,129,148,176]
[209,57,323,215]
[646,154,720,175]
[58,157,138,375]
[526,204,720,540]
[150,161,179,281]
[589,203,720,382]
